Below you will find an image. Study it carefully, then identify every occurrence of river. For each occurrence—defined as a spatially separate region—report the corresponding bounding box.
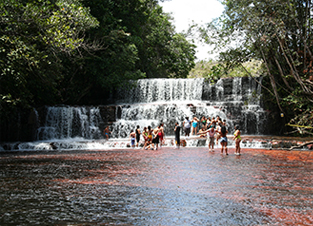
[1,147,312,225]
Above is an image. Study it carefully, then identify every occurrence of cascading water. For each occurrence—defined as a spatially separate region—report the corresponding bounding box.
[112,77,267,138]
[37,106,104,140]
[1,77,271,151]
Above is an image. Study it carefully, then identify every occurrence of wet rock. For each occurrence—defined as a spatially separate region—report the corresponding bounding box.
[50,142,58,150]
[197,139,207,147]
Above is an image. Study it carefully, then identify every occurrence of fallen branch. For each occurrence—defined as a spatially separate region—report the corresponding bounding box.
[286,124,313,129]
[289,141,313,150]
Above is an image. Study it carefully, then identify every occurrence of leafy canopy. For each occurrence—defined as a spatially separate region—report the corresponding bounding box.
[199,0,313,136]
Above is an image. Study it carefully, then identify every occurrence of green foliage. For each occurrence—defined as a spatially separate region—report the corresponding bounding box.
[200,0,313,135]
[132,3,196,78]
[76,0,196,101]
[0,0,197,141]
[189,59,262,83]
[0,0,99,123]
[0,0,196,107]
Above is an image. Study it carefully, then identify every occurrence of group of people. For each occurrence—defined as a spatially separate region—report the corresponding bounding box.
[128,122,181,150]
[104,115,242,155]
[180,115,241,155]
[182,115,226,137]
[130,124,165,150]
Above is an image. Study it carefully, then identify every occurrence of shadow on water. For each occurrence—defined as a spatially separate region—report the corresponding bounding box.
[0,148,312,225]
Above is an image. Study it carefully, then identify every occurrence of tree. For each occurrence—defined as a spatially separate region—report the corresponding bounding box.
[82,0,196,84]
[0,0,99,141]
[0,0,99,105]
[134,4,196,78]
[201,0,313,136]
[0,0,198,142]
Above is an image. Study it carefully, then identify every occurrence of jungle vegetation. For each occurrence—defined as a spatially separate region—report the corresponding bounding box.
[196,0,313,136]
[0,0,196,141]
[1,0,312,140]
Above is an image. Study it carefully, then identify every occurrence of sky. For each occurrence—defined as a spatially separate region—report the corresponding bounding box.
[159,0,224,61]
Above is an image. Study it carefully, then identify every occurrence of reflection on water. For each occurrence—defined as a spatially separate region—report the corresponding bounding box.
[0,148,312,225]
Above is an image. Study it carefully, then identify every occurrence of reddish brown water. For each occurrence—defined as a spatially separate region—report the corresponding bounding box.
[0,148,312,225]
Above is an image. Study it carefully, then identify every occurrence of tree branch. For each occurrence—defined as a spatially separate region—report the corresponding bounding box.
[290,141,313,150]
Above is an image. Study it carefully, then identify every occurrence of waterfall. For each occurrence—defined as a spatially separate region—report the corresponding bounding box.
[111,77,267,137]
[117,78,204,103]
[35,77,267,141]
[36,106,104,140]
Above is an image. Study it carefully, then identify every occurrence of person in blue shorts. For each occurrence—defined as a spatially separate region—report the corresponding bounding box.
[130,130,136,148]
[103,126,111,140]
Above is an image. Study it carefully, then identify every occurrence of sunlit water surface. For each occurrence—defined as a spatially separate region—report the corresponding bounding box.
[0,148,312,225]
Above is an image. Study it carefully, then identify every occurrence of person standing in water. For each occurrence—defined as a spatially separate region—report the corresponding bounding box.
[135,125,141,148]
[191,116,200,136]
[215,121,222,145]
[200,116,207,130]
[174,122,181,149]
[143,126,152,150]
[183,117,191,137]
[103,126,111,140]
[158,123,165,148]
[152,125,161,150]
[198,126,217,151]
[233,125,241,155]
[218,125,228,155]
[130,130,136,148]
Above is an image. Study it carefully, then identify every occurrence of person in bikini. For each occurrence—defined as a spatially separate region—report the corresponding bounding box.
[200,116,207,130]
[218,125,228,155]
[142,126,152,150]
[233,125,242,155]
[210,117,216,129]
